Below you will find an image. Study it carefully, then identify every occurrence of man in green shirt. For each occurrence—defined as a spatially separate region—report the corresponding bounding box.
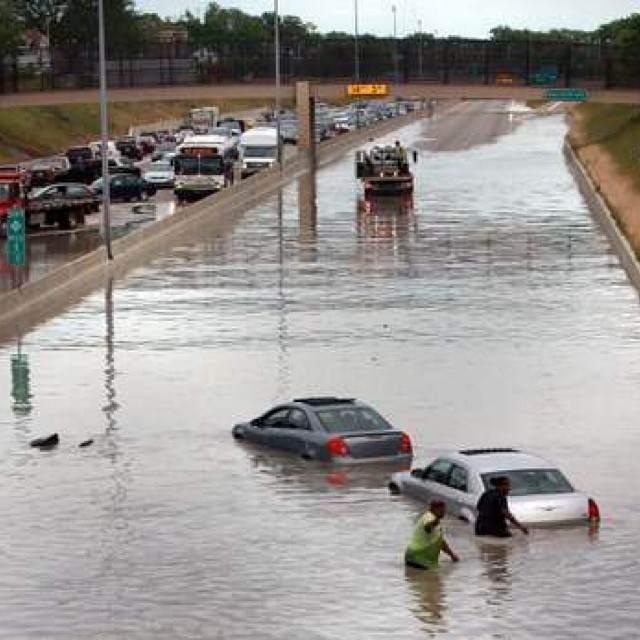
[405,500,460,569]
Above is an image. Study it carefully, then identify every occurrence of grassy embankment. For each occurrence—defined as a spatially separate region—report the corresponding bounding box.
[569,102,640,258]
[0,98,271,163]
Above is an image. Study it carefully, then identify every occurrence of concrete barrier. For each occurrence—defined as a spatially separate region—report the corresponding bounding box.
[564,138,640,294]
[0,109,427,332]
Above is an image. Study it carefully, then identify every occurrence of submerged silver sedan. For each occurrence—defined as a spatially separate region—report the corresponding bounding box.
[389,448,600,526]
[232,397,413,464]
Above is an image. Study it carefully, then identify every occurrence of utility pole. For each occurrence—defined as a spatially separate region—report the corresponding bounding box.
[418,19,423,79]
[98,0,112,260]
[274,0,282,166]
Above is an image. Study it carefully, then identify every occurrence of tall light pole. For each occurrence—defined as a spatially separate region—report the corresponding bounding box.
[354,0,360,83]
[98,0,112,260]
[392,4,399,84]
[418,19,423,79]
[274,0,282,166]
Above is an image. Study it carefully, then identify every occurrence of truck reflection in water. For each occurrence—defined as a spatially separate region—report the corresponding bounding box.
[0,229,101,292]
[356,194,418,240]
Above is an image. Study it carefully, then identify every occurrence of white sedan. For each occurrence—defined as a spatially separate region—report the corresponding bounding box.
[389,448,600,527]
[143,161,175,189]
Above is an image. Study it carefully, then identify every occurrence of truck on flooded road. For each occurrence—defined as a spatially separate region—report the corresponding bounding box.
[239,127,278,177]
[0,168,98,235]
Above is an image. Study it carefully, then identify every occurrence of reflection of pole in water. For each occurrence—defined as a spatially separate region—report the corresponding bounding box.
[103,277,119,432]
[10,337,33,415]
[298,170,318,253]
[275,189,290,400]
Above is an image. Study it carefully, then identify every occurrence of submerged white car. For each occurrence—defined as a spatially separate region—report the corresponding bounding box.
[389,448,600,527]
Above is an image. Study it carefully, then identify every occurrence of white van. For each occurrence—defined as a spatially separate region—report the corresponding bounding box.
[240,127,278,177]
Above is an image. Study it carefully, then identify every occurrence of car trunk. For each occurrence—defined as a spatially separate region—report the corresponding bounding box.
[342,431,405,459]
[509,492,589,525]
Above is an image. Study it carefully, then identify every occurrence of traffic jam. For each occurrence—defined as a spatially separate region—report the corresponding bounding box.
[0,97,422,238]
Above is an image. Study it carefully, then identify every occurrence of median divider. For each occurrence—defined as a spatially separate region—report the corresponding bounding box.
[564,137,640,293]
[0,109,427,334]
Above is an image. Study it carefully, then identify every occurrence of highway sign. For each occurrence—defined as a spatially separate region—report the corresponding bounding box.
[348,84,389,97]
[6,207,26,266]
[544,88,588,102]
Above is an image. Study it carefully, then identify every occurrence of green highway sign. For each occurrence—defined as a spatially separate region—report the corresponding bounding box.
[544,88,588,102]
[6,207,26,266]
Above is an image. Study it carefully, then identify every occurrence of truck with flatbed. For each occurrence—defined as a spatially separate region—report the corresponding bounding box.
[0,168,99,235]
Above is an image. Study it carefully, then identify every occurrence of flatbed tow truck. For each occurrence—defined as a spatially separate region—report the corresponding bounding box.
[355,144,414,196]
[0,168,98,236]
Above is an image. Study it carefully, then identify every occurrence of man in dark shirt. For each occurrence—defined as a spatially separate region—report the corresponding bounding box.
[475,476,529,538]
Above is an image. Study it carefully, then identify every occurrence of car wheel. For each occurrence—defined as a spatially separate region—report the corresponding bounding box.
[388,482,401,495]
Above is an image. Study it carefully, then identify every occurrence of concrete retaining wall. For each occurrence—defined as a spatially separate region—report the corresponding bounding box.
[0,109,427,333]
[564,138,640,293]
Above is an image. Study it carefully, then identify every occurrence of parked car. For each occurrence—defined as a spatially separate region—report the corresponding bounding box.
[389,448,600,527]
[143,161,175,188]
[91,173,156,202]
[232,397,413,464]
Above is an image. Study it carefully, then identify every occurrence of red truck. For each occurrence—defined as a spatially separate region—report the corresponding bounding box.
[0,167,99,236]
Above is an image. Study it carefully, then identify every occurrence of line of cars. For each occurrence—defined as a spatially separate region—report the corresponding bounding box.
[277,98,424,144]
[232,397,601,530]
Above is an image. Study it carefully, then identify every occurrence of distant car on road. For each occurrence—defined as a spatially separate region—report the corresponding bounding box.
[143,161,175,188]
[232,397,413,464]
[91,173,156,202]
[389,448,600,527]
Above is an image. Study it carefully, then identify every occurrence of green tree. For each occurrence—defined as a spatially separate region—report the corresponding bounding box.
[0,0,23,58]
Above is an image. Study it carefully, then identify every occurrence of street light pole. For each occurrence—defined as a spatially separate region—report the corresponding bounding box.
[98,0,112,260]
[392,4,399,84]
[274,0,282,167]
[354,0,360,83]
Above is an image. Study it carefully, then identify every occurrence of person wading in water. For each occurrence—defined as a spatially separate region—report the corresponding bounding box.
[405,500,460,569]
[475,476,529,538]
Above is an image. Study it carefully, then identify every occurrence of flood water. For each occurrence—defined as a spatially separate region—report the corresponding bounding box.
[1,106,639,639]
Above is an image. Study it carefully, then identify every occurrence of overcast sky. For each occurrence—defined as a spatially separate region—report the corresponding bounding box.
[137,0,639,37]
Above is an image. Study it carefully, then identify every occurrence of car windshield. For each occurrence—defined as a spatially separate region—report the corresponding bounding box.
[210,128,232,137]
[316,407,391,434]
[242,146,276,158]
[174,155,223,175]
[150,163,172,172]
[481,469,574,496]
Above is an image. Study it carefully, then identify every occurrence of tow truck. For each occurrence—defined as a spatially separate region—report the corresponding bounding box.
[0,167,98,235]
[355,144,415,196]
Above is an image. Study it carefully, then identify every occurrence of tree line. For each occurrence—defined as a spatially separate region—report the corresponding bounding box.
[3,0,640,63]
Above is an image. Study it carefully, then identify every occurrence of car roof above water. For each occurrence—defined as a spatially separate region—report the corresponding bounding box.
[443,449,556,474]
[291,397,360,411]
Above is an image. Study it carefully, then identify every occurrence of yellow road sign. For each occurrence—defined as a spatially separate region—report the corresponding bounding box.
[348,84,389,97]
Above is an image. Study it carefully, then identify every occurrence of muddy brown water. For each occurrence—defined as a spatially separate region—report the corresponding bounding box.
[1,105,639,639]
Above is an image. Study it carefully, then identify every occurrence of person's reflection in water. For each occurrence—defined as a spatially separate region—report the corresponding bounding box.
[405,565,447,635]
[479,541,513,605]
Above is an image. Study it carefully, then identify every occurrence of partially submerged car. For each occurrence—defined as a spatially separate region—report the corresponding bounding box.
[232,397,413,464]
[389,448,600,527]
